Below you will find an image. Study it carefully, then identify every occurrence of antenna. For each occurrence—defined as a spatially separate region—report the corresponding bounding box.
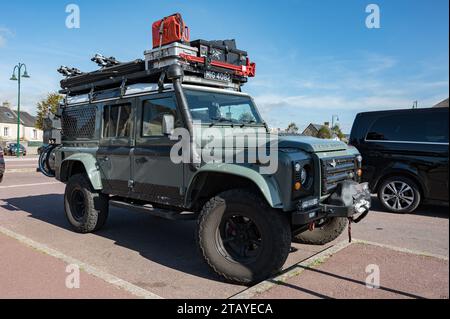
[91,54,121,68]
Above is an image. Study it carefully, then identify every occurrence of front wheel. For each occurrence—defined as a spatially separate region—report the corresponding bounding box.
[293,217,348,245]
[197,189,291,285]
[64,174,109,233]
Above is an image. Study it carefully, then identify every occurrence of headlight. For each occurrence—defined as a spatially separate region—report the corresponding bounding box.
[356,155,363,162]
[294,163,301,172]
[300,167,308,185]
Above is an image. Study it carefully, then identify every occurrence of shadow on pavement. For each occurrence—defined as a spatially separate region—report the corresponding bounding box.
[370,196,448,219]
[1,193,224,283]
[291,265,425,299]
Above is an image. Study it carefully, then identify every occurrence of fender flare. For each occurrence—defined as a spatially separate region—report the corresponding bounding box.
[60,153,103,190]
[185,163,283,209]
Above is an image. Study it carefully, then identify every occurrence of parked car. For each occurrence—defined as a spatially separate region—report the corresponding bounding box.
[3,143,27,156]
[350,107,449,213]
[0,146,4,183]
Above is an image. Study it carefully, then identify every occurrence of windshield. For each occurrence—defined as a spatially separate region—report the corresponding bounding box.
[184,89,263,125]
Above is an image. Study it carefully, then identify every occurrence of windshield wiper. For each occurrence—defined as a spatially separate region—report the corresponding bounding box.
[210,117,234,127]
[239,119,257,127]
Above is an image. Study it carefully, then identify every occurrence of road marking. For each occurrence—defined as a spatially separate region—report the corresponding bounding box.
[353,239,449,261]
[0,226,163,299]
[4,158,38,162]
[0,182,61,189]
[5,164,37,167]
[4,168,39,173]
[230,240,352,299]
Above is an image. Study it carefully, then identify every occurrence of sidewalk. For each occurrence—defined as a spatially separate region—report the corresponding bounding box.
[249,242,449,299]
[0,232,136,299]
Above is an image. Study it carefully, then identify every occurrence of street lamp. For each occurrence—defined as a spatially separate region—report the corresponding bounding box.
[10,63,30,157]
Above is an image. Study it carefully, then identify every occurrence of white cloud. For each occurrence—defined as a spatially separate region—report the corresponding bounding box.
[0,27,14,48]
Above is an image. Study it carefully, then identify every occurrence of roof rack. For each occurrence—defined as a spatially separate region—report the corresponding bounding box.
[59,14,256,97]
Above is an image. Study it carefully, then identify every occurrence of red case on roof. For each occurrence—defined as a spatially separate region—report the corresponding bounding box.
[152,13,190,48]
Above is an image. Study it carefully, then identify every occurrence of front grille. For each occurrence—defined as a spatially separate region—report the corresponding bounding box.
[321,156,356,195]
[61,106,96,139]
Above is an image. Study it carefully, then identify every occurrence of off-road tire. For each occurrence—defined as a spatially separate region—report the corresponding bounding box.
[293,217,348,245]
[377,176,421,213]
[64,174,109,233]
[197,189,291,285]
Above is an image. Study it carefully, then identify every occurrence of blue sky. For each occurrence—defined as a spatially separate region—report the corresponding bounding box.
[0,0,448,132]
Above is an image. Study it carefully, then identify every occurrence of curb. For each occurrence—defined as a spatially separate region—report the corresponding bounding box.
[353,239,449,261]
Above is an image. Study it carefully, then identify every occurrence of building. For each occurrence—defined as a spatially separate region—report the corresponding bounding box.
[0,102,42,145]
[433,98,449,108]
[302,122,330,137]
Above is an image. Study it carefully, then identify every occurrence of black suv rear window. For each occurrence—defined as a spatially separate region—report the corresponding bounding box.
[366,110,449,143]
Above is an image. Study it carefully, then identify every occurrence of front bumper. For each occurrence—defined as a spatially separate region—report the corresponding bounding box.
[292,182,371,226]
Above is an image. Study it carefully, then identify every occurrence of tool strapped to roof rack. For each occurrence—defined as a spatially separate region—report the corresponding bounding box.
[179,53,256,77]
[91,54,121,68]
[57,66,84,77]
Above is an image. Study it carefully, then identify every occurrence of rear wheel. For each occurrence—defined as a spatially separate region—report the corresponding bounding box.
[197,189,291,285]
[378,176,421,213]
[64,174,109,233]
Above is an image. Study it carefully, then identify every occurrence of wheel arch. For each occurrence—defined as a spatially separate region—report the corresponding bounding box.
[185,164,283,211]
[60,153,103,190]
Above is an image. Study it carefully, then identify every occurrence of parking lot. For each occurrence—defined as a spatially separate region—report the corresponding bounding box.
[0,156,448,299]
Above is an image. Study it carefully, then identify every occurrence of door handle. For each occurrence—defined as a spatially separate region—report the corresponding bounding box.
[135,157,148,164]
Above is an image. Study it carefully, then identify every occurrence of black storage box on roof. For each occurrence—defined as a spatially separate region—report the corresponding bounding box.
[190,39,248,66]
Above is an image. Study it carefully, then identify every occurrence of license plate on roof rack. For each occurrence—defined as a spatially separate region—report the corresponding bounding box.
[204,70,231,82]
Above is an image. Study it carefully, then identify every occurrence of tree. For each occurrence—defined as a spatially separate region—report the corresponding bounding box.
[286,122,299,134]
[317,126,332,139]
[238,112,255,123]
[35,93,63,130]
[331,124,345,140]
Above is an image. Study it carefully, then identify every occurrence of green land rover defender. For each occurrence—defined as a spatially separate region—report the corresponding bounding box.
[41,50,370,284]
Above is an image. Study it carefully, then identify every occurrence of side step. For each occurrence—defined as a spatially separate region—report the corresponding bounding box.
[109,200,197,221]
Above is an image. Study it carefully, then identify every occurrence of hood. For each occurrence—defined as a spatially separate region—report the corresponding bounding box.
[278,135,348,153]
[193,126,348,153]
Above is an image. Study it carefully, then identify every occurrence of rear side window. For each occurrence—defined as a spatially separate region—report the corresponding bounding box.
[142,97,178,136]
[366,111,449,143]
[103,103,132,138]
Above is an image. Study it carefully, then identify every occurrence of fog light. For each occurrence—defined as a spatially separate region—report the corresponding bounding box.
[294,182,302,190]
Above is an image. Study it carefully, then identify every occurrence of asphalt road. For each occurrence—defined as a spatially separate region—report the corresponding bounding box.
[0,156,448,298]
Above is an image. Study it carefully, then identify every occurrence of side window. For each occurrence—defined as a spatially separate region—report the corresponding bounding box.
[142,97,178,137]
[366,111,449,143]
[103,103,132,138]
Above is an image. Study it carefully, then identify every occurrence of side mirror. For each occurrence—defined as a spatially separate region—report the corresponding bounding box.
[162,114,175,136]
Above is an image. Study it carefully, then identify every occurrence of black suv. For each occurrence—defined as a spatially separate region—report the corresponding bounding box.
[350,107,449,213]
